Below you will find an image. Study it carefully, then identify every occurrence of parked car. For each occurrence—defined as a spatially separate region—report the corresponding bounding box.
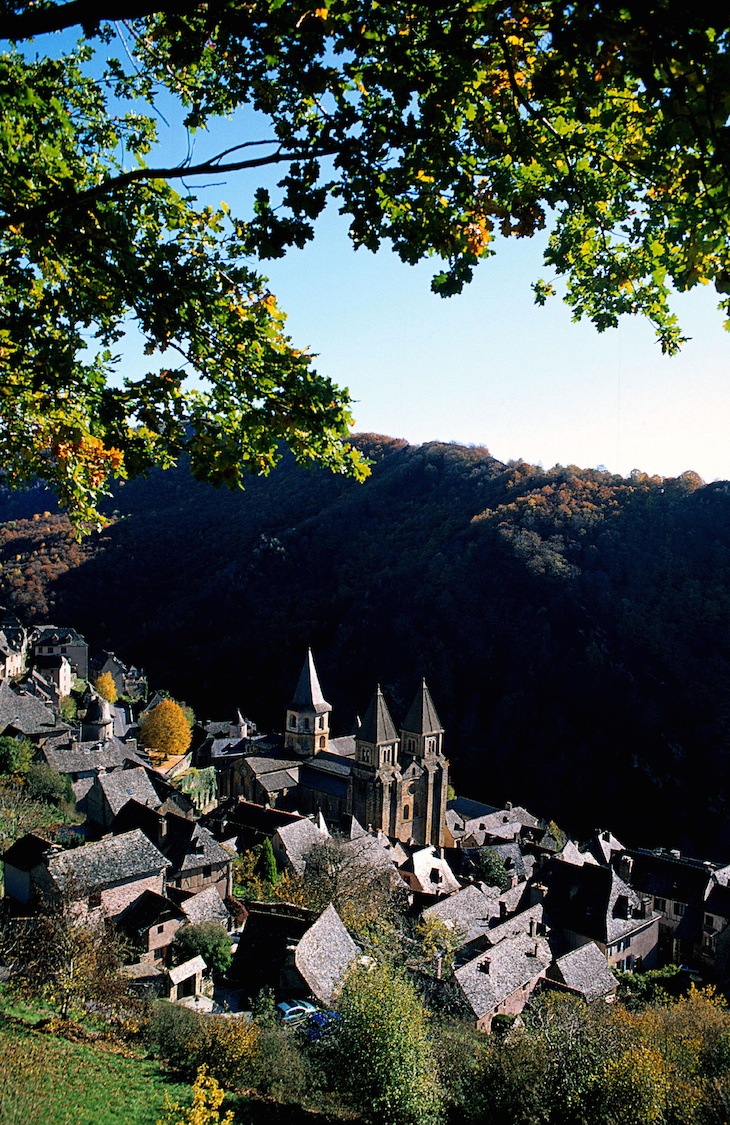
[301,1010,342,1041]
[276,999,319,1025]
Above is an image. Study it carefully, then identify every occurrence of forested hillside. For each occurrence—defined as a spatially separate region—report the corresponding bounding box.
[1,435,729,858]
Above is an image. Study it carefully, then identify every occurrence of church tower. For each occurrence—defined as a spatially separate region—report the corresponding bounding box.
[284,649,331,758]
[349,686,402,836]
[399,679,448,848]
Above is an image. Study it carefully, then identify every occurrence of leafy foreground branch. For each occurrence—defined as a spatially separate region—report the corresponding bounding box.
[3,5,730,525]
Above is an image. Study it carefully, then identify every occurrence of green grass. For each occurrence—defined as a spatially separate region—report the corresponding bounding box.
[0,1016,193,1125]
[0,990,354,1125]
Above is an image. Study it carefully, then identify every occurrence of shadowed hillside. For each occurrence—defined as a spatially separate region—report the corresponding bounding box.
[1,435,729,858]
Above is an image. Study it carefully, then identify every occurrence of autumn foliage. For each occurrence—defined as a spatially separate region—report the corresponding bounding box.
[94,671,118,704]
[139,699,191,764]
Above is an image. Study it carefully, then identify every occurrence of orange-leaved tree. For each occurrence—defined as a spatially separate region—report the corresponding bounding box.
[139,699,191,764]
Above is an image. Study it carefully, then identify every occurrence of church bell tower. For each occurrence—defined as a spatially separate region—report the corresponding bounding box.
[284,649,331,758]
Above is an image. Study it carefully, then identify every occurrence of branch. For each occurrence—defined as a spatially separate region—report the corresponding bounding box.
[2,0,196,40]
[1,144,338,230]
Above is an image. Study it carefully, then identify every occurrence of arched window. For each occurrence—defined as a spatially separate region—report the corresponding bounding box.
[319,736,325,749]
[303,717,310,730]
[403,805,410,820]
[289,713,297,729]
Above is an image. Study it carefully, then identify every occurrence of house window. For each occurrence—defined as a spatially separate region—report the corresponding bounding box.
[403,805,410,820]
[289,713,297,729]
[157,924,165,934]
[654,897,667,912]
[202,865,212,878]
[430,868,442,883]
[674,902,686,917]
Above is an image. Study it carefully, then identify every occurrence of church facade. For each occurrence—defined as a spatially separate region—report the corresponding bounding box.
[234,651,449,849]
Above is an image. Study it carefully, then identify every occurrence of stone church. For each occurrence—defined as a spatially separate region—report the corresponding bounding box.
[234,651,449,848]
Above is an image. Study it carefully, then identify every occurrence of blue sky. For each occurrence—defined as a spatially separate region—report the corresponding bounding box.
[143,99,730,483]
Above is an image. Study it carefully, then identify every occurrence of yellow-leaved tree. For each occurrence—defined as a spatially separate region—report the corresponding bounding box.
[157,1067,233,1125]
[139,699,191,765]
[94,671,118,704]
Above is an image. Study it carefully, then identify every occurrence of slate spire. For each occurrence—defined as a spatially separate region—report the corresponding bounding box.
[288,648,331,715]
[402,678,443,736]
[359,684,398,745]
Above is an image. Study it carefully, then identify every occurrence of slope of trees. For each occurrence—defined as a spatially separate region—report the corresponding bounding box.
[1,435,730,855]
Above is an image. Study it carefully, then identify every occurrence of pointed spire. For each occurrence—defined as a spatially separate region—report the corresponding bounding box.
[402,678,443,735]
[359,685,398,744]
[288,648,331,714]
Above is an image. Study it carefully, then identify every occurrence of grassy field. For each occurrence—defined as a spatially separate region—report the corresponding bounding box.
[0,991,351,1125]
[0,1013,194,1125]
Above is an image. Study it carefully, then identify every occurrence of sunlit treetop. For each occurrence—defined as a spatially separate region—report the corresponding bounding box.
[2,2,729,528]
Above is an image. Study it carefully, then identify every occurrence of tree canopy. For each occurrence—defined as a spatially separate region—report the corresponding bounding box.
[3,3,730,525]
[138,697,192,761]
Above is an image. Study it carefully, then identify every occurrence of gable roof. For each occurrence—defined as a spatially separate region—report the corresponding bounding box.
[180,885,231,927]
[118,890,185,936]
[288,649,331,715]
[48,829,170,891]
[294,904,358,1004]
[0,680,67,738]
[455,932,552,1019]
[96,768,161,818]
[273,817,329,876]
[401,679,443,736]
[359,686,398,745]
[422,884,501,944]
[541,860,654,944]
[549,942,619,1001]
[163,822,232,875]
[44,739,143,776]
[626,848,717,905]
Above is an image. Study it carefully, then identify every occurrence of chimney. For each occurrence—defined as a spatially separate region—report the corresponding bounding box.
[529,917,537,938]
[499,901,508,921]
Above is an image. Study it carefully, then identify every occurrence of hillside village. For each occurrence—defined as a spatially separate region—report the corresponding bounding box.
[2,609,730,1034]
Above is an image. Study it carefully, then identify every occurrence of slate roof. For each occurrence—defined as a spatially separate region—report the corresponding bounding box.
[626,849,717,905]
[44,739,142,776]
[288,650,331,715]
[118,890,184,936]
[2,833,57,871]
[164,823,232,874]
[0,680,68,738]
[33,626,86,647]
[299,764,349,798]
[274,817,329,876]
[359,686,398,745]
[180,885,231,927]
[484,903,544,947]
[581,830,625,867]
[422,884,501,944]
[705,882,730,920]
[401,680,443,736]
[550,942,619,1001]
[294,904,358,1004]
[455,932,552,1019]
[96,768,161,817]
[541,860,655,945]
[399,846,460,896]
[48,829,170,891]
[328,735,356,758]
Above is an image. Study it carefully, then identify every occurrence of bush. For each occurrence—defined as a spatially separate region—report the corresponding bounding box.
[173,922,232,977]
[25,762,73,806]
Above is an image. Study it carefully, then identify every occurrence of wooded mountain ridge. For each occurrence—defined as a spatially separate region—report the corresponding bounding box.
[1,434,728,858]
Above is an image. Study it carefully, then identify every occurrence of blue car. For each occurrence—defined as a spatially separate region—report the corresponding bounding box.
[302,1010,342,1041]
